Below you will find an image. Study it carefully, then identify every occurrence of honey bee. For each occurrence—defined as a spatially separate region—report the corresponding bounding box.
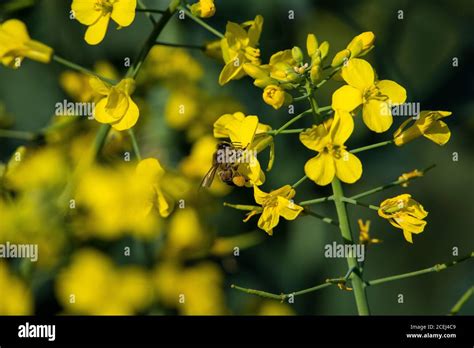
[200,142,247,188]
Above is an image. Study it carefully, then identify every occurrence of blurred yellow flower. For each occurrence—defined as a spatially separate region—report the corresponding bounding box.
[56,249,152,314]
[0,19,53,68]
[300,110,362,186]
[244,185,303,235]
[136,158,173,218]
[394,111,452,146]
[258,300,295,315]
[378,194,428,243]
[190,0,216,18]
[332,58,406,133]
[90,77,139,131]
[398,169,423,187]
[219,15,264,85]
[164,88,200,130]
[71,0,137,45]
[153,262,227,315]
[0,262,33,314]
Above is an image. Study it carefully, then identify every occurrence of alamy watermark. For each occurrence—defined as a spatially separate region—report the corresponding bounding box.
[324,241,365,262]
[55,99,95,120]
[0,241,38,262]
[381,101,420,119]
[216,147,258,164]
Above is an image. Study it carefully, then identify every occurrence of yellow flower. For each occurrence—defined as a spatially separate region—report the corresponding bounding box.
[393,111,452,146]
[0,262,33,314]
[71,0,137,45]
[244,185,303,235]
[190,0,216,18]
[213,112,271,186]
[90,77,139,131]
[300,110,362,186]
[306,33,330,83]
[378,194,428,243]
[358,219,382,246]
[164,87,200,130]
[262,85,291,110]
[219,15,263,85]
[0,19,53,68]
[135,158,173,218]
[332,58,406,133]
[56,249,152,314]
[331,31,375,67]
[258,301,295,315]
[398,169,423,187]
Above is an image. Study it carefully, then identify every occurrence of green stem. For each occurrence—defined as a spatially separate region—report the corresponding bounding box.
[305,81,321,123]
[128,5,177,79]
[331,178,370,315]
[366,252,474,287]
[293,93,311,102]
[93,124,110,159]
[128,129,142,161]
[273,109,312,136]
[266,128,305,135]
[317,105,333,114]
[350,164,436,200]
[315,67,341,89]
[223,202,261,211]
[449,286,474,315]
[292,175,307,188]
[350,140,394,154]
[180,6,224,38]
[52,55,116,84]
[155,41,204,50]
[303,208,338,226]
[299,196,333,206]
[341,197,379,211]
[0,129,35,140]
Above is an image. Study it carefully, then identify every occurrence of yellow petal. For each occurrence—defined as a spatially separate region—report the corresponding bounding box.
[156,187,171,218]
[377,80,407,104]
[330,109,354,145]
[105,89,129,119]
[417,117,451,145]
[248,15,263,47]
[403,230,413,243]
[334,151,362,184]
[85,14,110,45]
[89,77,110,95]
[304,153,335,186]
[71,0,102,25]
[111,97,139,131]
[253,185,268,205]
[225,115,258,148]
[111,0,136,27]
[299,124,330,152]
[332,85,363,111]
[341,58,374,90]
[257,207,279,235]
[277,197,303,221]
[1,19,30,42]
[306,33,318,56]
[136,158,165,182]
[362,100,393,133]
[93,98,116,124]
[218,57,243,85]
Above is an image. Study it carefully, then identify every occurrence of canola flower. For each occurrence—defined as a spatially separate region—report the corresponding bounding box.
[219,15,263,85]
[378,194,428,244]
[244,185,303,235]
[394,110,452,146]
[90,77,139,131]
[331,31,375,67]
[0,19,53,68]
[190,0,216,18]
[300,110,362,186]
[71,0,137,45]
[332,58,406,133]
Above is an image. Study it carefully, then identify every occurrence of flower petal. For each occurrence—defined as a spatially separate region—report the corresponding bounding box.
[277,197,303,221]
[334,151,362,184]
[362,100,393,133]
[111,0,137,27]
[332,85,362,111]
[304,153,335,186]
[111,97,139,131]
[341,58,374,90]
[377,80,407,104]
[330,109,354,145]
[85,14,110,45]
[257,207,279,235]
[71,0,101,25]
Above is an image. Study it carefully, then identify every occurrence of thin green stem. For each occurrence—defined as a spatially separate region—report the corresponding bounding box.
[299,196,333,206]
[93,124,110,159]
[366,252,474,287]
[292,175,307,188]
[350,140,394,154]
[449,286,474,315]
[0,129,35,140]
[223,202,261,211]
[305,80,320,123]
[303,208,338,226]
[273,109,312,136]
[180,6,224,38]
[341,197,379,211]
[155,41,204,50]
[266,128,305,135]
[293,93,311,102]
[52,55,116,84]
[315,67,341,89]
[350,164,436,200]
[317,105,333,114]
[128,129,142,161]
[331,178,370,315]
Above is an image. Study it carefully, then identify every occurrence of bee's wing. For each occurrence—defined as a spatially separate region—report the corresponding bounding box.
[200,165,218,188]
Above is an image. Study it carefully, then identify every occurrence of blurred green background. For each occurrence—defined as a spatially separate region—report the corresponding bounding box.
[0,0,473,315]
